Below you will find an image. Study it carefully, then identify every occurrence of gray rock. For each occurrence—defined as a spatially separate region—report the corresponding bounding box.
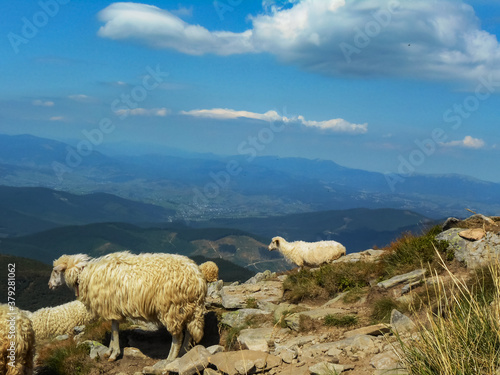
[221,281,283,309]
[206,345,224,355]
[222,309,270,328]
[390,310,416,334]
[245,270,274,284]
[73,325,85,334]
[55,334,69,341]
[377,269,426,289]
[442,217,460,231]
[234,359,255,375]
[123,347,148,359]
[237,327,288,352]
[146,346,211,375]
[437,228,500,268]
[203,369,221,375]
[309,362,346,374]
[370,350,401,370]
[344,323,391,338]
[209,350,281,375]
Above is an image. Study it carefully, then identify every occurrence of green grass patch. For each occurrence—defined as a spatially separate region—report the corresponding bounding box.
[324,314,358,327]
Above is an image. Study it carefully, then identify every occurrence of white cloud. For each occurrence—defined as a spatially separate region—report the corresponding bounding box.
[180,108,367,134]
[114,107,170,117]
[33,100,54,107]
[49,116,65,121]
[441,135,486,149]
[97,0,500,83]
[68,94,95,102]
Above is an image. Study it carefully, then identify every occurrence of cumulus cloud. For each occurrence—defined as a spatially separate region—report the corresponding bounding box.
[441,135,486,149]
[114,107,170,117]
[180,108,367,134]
[68,94,95,102]
[33,100,54,107]
[97,0,500,83]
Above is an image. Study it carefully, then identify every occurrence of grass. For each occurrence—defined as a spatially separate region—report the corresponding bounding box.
[370,296,407,324]
[397,255,500,375]
[380,225,449,278]
[245,297,258,309]
[324,314,358,327]
[36,341,94,375]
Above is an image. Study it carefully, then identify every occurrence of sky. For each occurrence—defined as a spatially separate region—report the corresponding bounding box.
[1,0,500,182]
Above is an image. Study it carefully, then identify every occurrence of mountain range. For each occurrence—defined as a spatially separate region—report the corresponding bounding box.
[1,133,499,219]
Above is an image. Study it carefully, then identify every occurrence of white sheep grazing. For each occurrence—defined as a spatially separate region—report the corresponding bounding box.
[0,304,35,375]
[30,300,95,341]
[199,261,219,283]
[268,236,346,268]
[48,251,207,362]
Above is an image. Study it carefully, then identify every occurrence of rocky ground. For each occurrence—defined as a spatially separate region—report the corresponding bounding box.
[34,214,500,375]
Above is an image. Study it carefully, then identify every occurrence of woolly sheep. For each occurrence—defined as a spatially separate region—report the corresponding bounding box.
[199,261,219,283]
[0,304,35,375]
[48,251,207,362]
[30,300,95,341]
[268,236,346,268]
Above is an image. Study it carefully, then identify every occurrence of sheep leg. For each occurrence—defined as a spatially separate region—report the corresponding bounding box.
[180,330,193,356]
[105,320,121,361]
[166,331,184,362]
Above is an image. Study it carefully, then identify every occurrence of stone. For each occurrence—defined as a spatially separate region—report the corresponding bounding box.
[442,217,460,231]
[123,347,148,359]
[245,270,273,284]
[437,228,500,268]
[279,349,296,364]
[370,350,401,370]
[373,370,408,375]
[176,345,211,375]
[309,362,346,375]
[344,323,391,338]
[203,369,221,375]
[221,281,284,309]
[234,359,255,374]
[390,310,416,334]
[459,228,486,241]
[73,325,85,334]
[401,281,421,295]
[89,344,109,360]
[55,334,69,341]
[377,269,426,289]
[222,309,270,328]
[206,345,225,355]
[209,350,281,375]
[237,327,288,352]
[273,303,297,323]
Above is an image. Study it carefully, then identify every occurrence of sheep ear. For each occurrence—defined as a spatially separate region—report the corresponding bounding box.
[275,239,280,246]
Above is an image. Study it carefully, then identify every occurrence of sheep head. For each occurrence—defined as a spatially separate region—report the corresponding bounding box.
[199,261,219,283]
[268,236,285,251]
[49,254,90,291]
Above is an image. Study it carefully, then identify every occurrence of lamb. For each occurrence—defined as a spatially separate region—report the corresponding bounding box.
[0,304,35,375]
[268,236,346,268]
[48,251,207,362]
[199,261,219,283]
[30,300,95,341]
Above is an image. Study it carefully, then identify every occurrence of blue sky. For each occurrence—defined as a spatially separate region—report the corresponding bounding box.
[1,0,500,182]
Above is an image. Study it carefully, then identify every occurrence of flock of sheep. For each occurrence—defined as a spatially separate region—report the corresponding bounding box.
[1,236,345,375]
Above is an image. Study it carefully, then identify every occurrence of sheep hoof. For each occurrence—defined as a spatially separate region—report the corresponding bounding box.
[103,349,118,362]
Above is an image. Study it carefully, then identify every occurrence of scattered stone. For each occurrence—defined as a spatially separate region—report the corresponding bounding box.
[237,327,288,352]
[123,347,148,359]
[206,345,225,355]
[390,310,416,334]
[370,349,401,370]
[245,270,274,284]
[234,359,255,374]
[442,217,460,231]
[377,269,426,289]
[344,323,391,338]
[459,228,486,241]
[221,281,283,309]
[204,369,221,375]
[401,281,421,295]
[333,248,385,263]
[309,361,347,375]
[55,334,69,341]
[209,350,281,375]
[73,325,85,334]
[285,308,345,331]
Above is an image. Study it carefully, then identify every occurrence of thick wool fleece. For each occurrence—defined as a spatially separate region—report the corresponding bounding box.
[0,304,35,375]
[269,236,346,267]
[30,300,95,340]
[52,251,207,343]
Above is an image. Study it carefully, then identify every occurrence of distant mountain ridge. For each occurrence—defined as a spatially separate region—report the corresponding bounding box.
[1,133,499,218]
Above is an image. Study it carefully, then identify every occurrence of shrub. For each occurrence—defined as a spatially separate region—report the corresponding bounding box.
[36,341,94,375]
[370,296,404,324]
[283,269,328,302]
